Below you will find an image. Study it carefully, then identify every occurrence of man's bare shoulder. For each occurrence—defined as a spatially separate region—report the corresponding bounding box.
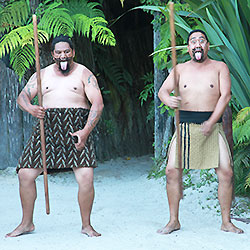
[176,61,191,71]
[210,59,228,68]
[73,63,90,73]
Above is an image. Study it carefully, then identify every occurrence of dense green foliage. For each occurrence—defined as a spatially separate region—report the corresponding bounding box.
[0,0,116,79]
[233,107,250,195]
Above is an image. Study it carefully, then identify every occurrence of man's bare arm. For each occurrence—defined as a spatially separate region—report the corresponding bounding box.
[85,72,104,131]
[202,62,231,135]
[17,73,45,119]
[71,70,104,150]
[208,63,231,123]
[158,66,181,109]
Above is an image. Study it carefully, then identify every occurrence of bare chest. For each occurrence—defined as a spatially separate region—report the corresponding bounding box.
[179,70,219,96]
[41,73,84,96]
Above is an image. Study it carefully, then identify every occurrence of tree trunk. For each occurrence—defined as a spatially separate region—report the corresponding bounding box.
[0,60,35,169]
[153,12,173,160]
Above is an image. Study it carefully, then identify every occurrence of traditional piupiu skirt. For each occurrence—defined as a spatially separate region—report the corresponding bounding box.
[17,108,97,172]
[168,111,232,170]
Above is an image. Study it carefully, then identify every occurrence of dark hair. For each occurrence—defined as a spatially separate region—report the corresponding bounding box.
[51,35,74,51]
[187,29,209,44]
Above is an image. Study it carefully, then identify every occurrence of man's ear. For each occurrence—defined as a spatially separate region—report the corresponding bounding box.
[73,49,75,57]
[51,51,55,60]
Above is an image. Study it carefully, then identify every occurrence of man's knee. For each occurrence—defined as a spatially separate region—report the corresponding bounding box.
[74,167,93,186]
[217,167,233,183]
[18,168,41,183]
[166,166,180,183]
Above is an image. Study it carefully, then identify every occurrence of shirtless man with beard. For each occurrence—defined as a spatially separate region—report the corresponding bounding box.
[6,35,103,237]
[157,30,243,234]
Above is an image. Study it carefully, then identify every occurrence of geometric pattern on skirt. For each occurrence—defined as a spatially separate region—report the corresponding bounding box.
[17,108,97,172]
[168,123,232,170]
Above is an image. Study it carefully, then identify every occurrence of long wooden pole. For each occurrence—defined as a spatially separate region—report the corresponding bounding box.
[169,2,183,198]
[32,15,50,214]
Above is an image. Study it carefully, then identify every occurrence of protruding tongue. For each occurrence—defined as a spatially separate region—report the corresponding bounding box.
[60,61,67,71]
[195,52,202,60]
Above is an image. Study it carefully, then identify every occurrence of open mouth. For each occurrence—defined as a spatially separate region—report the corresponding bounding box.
[54,57,72,71]
[192,48,203,61]
[60,61,68,71]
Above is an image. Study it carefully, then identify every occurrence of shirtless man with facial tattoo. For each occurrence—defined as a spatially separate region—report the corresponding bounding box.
[157,30,243,234]
[6,35,103,238]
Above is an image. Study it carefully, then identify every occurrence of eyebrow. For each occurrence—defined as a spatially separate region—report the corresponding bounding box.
[54,49,71,52]
[190,36,205,40]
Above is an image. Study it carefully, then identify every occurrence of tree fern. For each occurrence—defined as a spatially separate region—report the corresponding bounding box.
[0,24,47,58]
[62,0,105,18]
[39,7,74,37]
[10,44,35,80]
[0,0,29,34]
[0,0,115,78]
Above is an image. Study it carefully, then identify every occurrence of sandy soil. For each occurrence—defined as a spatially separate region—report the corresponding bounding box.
[1,155,249,250]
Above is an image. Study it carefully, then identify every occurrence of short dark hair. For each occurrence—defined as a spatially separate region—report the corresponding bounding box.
[51,35,74,51]
[187,29,209,44]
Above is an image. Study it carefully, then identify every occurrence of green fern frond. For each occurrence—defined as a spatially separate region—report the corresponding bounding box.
[236,119,250,145]
[73,14,93,37]
[10,44,35,80]
[39,7,74,37]
[0,0,30,34]
[0,23,33,58]
[93,25,116,46]
[233,107,250,145]
[245,171,250,189]
[21,29,49,47]
[72,14,115,46]
[0,24,48,59]
[63,0,105,18]
[234,146,250,169]
[235,107,250,124]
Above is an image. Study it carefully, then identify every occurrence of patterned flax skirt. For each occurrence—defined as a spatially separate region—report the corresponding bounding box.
[17,108,97,172]
[168,123,232,170]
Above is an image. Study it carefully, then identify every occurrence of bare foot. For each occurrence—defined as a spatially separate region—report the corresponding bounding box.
[157,221,181,234]
[81,225,101,237]
[5,224,35,238]
[221,222,244,234]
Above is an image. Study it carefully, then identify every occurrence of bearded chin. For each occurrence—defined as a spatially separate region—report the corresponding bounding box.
[59,62,70,73]
[192,50,204,63]
[54,57,72,73]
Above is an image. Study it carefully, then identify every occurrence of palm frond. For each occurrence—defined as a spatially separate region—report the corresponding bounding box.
[0,0,29,34]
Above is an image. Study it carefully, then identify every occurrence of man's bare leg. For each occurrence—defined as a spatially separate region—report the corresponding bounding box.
[157,139,181,234]
[216,135,244,234]
[73,167,101,237]
[6,168,42,237]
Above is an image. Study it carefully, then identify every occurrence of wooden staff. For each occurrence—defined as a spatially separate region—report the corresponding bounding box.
[32,15,50,214]
[169,2,183,198]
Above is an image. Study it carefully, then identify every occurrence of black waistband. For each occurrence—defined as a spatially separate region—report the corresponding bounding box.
[179,110,222,124]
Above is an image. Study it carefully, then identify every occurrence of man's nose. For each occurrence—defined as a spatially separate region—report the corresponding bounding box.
[60,52,66,58]
[195,42,202,47]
